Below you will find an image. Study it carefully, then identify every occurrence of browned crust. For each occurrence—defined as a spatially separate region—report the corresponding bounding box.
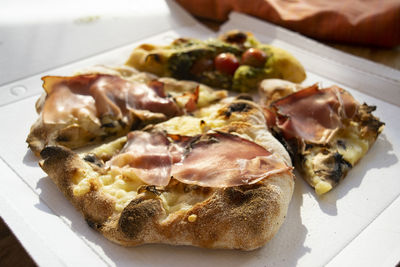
[40,146,116,224]
[357,103,385,143]
[40,145,294,250]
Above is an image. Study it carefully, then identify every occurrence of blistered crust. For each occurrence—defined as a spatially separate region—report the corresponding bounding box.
[40,146,116,224]
[40,145,293,250]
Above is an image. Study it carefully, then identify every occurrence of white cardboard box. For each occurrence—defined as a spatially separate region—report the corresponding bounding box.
[0,2,399,266]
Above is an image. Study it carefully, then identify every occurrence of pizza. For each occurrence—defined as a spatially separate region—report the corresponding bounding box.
[259,79,385,195]
[27,65,227,156]
[28,64,295,250]
[26,29,383,252]
[125,30,306,92]
[37,96,294,250]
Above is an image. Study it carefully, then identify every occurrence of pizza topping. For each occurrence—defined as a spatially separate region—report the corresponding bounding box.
[108,131,172,186]
[108,131,291,188]
[171,132,292,187]
[190,58,214,75]
[271,85,358,144]
[183,86,200,112]
[42,79,99,124]
[214,53,240,75]
[147,80,167,98]
[41,74,180,124]
[241,48,267,68]
[187,214,197,222]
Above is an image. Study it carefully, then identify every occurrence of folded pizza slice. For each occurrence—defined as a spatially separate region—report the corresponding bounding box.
[27,66,227,156]
[126,30,306,92]
[39,98,294,250]
[259,79,385,195]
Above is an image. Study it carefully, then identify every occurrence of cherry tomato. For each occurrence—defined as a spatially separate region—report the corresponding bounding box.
[241,48,267,68]
[214,53,240,75]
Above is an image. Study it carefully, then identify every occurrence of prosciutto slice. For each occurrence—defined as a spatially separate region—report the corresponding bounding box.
[108,131,172,186]
[271,85,358,143]
[171,132,292,187]
[108,131,291,187]
[41,74,180,124]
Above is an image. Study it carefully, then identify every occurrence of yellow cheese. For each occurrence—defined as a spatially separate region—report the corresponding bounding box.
[336,129,369,166]
[303,121,371,195]
[91,136,127,159]
[100,167,147,211]
[156,116,226,136]
[155,100,227,136]
[73,178,91,196]
[315,181,333,195]
[197,86,227,108]
[188,214,197,222]
[157,116,204,136]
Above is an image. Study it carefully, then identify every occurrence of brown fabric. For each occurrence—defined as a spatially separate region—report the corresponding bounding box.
[176,0,400,47]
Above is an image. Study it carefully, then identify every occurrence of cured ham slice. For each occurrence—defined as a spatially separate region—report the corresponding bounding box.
[171,132,292,187]
[41,74,181,124]
[271,85,358,144]
[109,131,291,187]
[108,131,172,186]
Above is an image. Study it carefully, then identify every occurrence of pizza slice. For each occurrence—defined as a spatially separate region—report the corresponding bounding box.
[27,66,227,156]
[125,30,306,92]
[39,98,294,250]
[259,79,385,195]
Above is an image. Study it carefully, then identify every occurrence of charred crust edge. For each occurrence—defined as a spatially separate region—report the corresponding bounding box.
[224,185,261,206]
[118,197,161,239]
[86,219,103,230]
[40,145,73,161]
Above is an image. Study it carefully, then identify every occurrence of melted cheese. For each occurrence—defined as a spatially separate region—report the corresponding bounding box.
[91,136,127,159]
[101,168,143,211]
[155,100,228,136]
[72,165,101,196]
[72,163,213,213]
[160,190,209,214]
[156,116,226,136]
[336,125,369,165]
[197,86,227,108]
[72,161,145,211]
[303,121,371,195]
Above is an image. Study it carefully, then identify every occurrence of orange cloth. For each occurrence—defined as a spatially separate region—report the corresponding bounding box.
[176,0,400,47]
